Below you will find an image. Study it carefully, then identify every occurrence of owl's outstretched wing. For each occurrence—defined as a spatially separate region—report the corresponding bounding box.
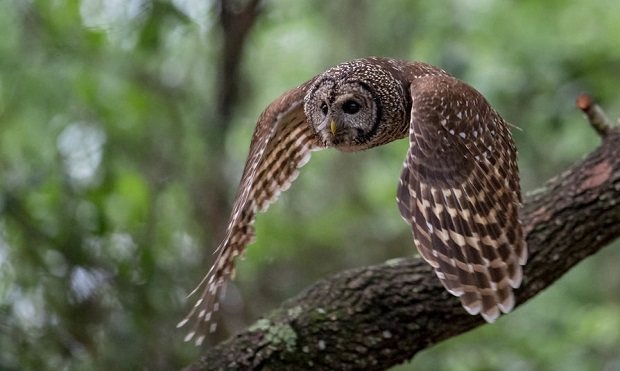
[179,82,323,345]
[397,74,527,322]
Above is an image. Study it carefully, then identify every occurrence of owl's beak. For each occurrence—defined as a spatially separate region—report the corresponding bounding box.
[330,120,337,135]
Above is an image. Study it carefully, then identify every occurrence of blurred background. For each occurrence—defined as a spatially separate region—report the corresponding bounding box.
[1,0,620,370]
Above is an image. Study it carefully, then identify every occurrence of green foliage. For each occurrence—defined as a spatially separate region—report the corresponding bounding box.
[1,0,619,369]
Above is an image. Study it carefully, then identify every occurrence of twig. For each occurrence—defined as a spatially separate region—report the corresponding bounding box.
[576,93,613,137]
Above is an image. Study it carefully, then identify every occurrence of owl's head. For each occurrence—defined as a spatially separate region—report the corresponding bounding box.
[304,58,409,151]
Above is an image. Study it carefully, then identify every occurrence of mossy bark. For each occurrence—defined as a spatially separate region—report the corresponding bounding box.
[186,128,620,370]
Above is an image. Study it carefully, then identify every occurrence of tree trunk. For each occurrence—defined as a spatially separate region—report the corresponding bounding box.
[185,97,620,370]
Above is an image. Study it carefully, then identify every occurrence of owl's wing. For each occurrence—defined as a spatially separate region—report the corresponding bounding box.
[179,82,323,345]
[397,74,526,322]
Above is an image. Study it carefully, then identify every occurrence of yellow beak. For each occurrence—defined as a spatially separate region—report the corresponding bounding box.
[330,120,337,135]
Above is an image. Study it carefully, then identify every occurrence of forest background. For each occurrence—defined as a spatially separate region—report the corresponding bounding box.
[1,1,619,370]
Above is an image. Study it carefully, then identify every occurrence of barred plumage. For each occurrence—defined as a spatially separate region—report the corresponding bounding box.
[397,75,526,321]
[179,57,526,344]
[177,87,323,345]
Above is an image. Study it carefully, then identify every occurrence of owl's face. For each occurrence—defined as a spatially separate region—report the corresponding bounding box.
[304,60,409,152]
[304,80,379,151]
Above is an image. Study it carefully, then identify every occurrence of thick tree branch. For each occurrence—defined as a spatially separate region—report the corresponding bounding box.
[186,99,620,370]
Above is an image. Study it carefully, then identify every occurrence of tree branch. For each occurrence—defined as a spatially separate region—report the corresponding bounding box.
[186,99,620,370]
[576,93,613,136]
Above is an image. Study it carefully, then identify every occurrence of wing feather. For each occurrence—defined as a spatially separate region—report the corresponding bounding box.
[179,83,323,344]
[397,73,526,322]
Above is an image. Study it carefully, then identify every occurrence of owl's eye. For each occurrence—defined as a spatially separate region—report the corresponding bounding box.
[342,100,360,114]
[320,102,328,115]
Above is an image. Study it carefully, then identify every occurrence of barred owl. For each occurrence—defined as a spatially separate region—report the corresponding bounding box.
[178,58,527,345]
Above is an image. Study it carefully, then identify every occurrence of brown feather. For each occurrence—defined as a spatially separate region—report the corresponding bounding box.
[181,58,527,344]
[178,83,323,345]
[398,73,526,322]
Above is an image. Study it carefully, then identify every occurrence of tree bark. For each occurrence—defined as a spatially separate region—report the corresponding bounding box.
[192,0,262,281]
[185,98,620,370]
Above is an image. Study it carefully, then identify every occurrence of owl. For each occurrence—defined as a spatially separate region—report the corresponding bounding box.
[178,58,527,345]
